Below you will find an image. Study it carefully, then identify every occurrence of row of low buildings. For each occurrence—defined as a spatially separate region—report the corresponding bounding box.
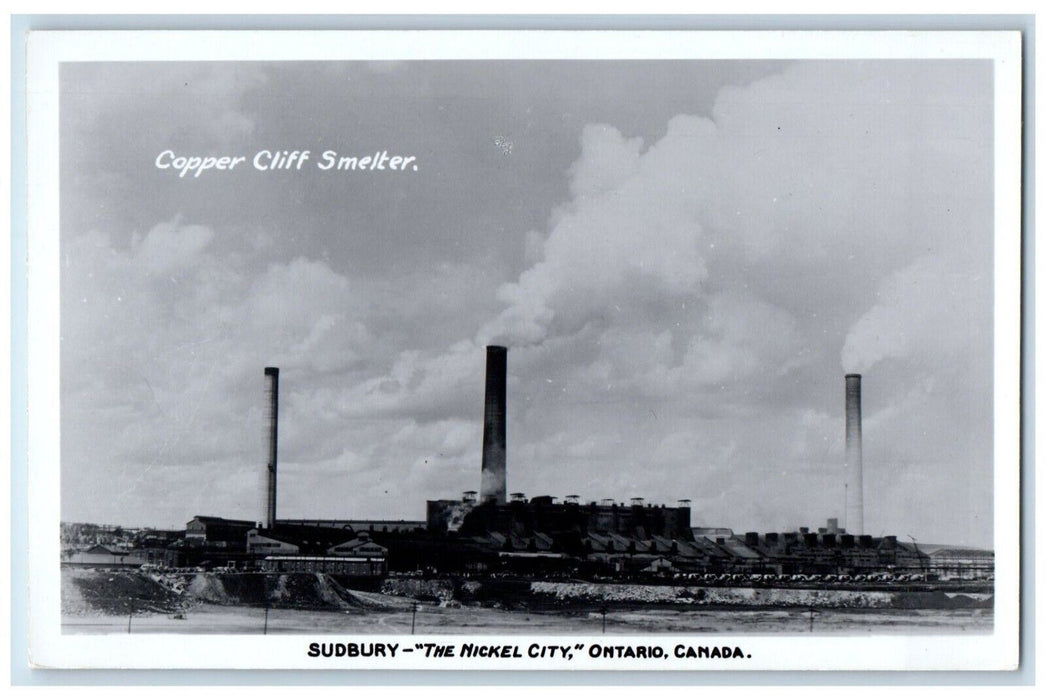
[422,497,985,578]
[421,500,941,578]
[63,516,397,581]
[61,501,994,583]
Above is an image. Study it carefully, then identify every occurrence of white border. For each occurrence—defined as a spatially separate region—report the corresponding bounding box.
[26,29,1022,671]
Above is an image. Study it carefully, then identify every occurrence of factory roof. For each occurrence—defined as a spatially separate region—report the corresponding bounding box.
[251,524,370,555]
[276,519,425,533]
[328,536,388,556]
[926,547,993,559]
[712,538,762,559]
[918,543,995,555]
[189,515,257,527]
[83,544,131,556]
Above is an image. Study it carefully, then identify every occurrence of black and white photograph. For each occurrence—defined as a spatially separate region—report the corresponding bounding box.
[25,29,1022,670]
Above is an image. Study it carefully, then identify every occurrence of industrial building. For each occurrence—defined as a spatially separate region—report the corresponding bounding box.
[413,349,932,578]
[248,524,388,578]
[428,494,692,539]
[922,545,996,581]
[62,347,992,586]
[185,516,256,547]
[65,544,146,568]
[275,519,425,534]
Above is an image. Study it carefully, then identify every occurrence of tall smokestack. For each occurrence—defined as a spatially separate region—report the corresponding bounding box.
[480,346,508,504]
[845,373,863,535]
[264,367,279,529]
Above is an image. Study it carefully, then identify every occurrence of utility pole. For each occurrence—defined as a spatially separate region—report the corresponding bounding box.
[411,602,418,634]
[263,603,269,635]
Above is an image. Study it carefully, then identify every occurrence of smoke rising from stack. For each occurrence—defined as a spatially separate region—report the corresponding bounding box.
[480,346,508,504]
[264,367,279,528]
[845,373,863,535]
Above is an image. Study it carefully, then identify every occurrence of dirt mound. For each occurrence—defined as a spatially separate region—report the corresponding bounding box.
[62,568,187,616]
[266,574,339,609]
[63,569,408,616]
[262,573,339,609]
[186,573,240,604]
[184,572,357,610]
[328,580,415,611]
[188,572,405,611]
[208,573,276,605]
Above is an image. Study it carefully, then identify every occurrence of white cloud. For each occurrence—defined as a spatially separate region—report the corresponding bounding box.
[393,62,991,544]
[134,220,215,273]
[61,62,995,546]
[61,219,378,523]
[842,256,982,373]
[566,123,644,199]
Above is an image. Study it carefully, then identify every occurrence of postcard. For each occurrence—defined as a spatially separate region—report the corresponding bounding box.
[25,29,1022,671]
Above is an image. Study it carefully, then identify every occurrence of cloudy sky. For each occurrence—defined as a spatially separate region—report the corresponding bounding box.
[60,60,994,547]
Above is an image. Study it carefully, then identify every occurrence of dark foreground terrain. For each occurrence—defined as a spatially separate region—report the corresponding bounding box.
[62,568,992,635]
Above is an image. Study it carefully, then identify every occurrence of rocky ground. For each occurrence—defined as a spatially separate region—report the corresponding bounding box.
[62,568,190,616]
[62,568,411,616]
[528,580,993,610]
[62,568,993,618]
